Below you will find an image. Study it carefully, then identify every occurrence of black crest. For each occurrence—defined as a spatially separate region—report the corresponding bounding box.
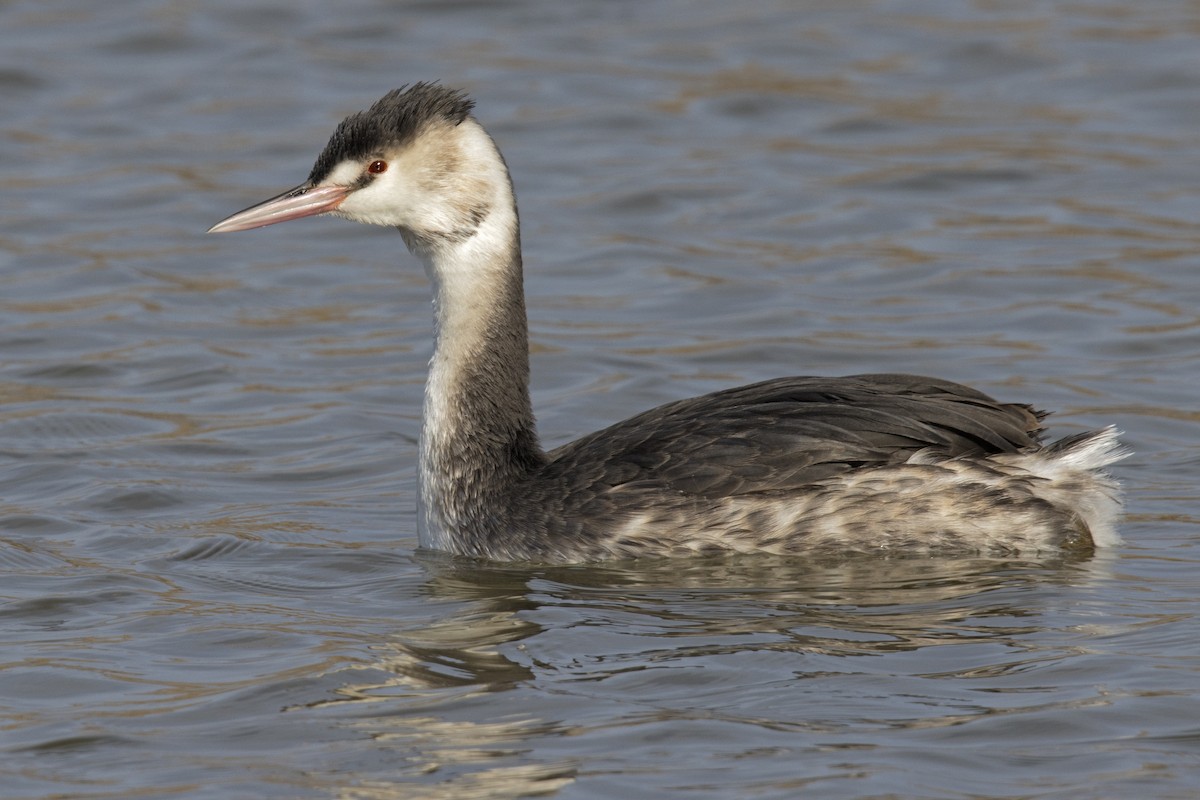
[307,83,476,184]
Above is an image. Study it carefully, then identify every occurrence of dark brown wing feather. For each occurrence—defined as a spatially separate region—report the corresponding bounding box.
[542,373,1043,499]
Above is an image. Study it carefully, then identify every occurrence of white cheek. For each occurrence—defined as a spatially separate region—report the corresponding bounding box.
[320,159,418,226]
[336,173,419,226]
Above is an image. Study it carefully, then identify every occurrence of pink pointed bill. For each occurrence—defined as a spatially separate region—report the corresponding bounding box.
[207,184,351,233]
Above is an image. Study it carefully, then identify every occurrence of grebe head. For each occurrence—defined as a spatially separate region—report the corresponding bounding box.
[207,83,508,250]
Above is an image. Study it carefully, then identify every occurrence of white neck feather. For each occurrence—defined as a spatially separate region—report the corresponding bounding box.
[408,125,538,550]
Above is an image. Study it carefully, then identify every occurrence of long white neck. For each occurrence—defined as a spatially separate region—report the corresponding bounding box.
[406,128,543,552]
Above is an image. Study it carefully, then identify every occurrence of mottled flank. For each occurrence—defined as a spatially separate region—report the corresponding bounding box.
[213,85,1129,564]
[307,83,474,185]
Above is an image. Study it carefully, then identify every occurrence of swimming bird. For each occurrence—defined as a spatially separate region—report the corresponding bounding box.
[208,83,1125,562]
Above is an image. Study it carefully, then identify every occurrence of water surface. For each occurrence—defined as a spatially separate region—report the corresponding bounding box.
[1,1,1199,798]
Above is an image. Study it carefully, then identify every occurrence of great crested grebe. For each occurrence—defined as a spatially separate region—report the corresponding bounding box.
[209,83,1125,562]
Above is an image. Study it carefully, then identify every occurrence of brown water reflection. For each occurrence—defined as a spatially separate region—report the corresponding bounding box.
[311,553,1119,798]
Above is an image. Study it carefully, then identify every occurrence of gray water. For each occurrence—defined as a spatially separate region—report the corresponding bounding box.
[1,1,1198,797]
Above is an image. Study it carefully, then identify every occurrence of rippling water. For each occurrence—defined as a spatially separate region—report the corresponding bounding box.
[2,1,1199,797]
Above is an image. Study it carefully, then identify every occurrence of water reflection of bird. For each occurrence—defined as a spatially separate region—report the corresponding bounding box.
[209,84,1125,563]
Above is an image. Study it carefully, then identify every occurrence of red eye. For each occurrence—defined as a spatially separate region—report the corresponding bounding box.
[368,160,388,174]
